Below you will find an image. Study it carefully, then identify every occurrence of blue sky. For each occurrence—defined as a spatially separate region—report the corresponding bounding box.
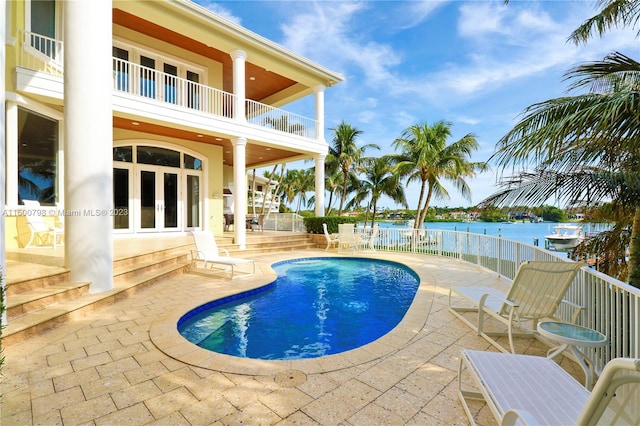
[197,0,637,210]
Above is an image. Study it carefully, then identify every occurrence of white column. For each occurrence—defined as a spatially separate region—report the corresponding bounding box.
[315,153,326,217]
[232,138,247,249]
[64,0,113,292]
[231,50,247,122]
[5,102,18,205]
[314,85,326,142]
[1,0,7,325]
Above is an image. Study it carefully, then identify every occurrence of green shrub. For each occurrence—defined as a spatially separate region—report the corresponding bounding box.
[303,216,358,234]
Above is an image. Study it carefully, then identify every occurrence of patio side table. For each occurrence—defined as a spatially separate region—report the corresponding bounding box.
[538,321,607,389]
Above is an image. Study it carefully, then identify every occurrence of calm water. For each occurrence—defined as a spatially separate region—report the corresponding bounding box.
[178,257,420,360]
[376,221,608,248]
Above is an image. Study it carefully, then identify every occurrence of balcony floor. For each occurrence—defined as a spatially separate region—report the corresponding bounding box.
[1,246,585,425]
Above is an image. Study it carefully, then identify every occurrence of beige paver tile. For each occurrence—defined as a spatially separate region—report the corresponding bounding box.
[32,386,85,418]
[29,361,74,382]
[302,379,381,424]
[32,409,63,426]
[124,361,169,385]
[71,352,113,372]
[183,372,236,400]
[259,387,315,419]
[110,379,163,410]
[153,365,203,393]
[1,409,34,426]
[396,362,457,402]
[108,341,148,360]
[133,347,169,366]
[220,400,282,425]
[144,386,199,419]
[0,390,31,417]
[347,402,401,425]
[59,394,117,425]
[180,395,238,424]
[95,356,140,377]
[47,347,89,366]
[148,411,190,426]
[274,410,321,425]
[63,335,101,351]
[94,402,155,425]
[84,338,123,356]
[373,385,424,422]
[81,372,130,400]
[30,377,55,399]
[53,366,100,392]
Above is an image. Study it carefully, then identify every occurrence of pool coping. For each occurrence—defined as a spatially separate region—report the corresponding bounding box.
[149,253,437,376]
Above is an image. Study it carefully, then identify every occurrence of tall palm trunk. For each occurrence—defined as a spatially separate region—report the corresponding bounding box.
[413,180,427,229]
[417,186,434,229]
[628,206,640,288]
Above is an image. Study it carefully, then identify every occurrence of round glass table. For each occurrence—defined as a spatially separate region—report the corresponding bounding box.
[538,321,607,389]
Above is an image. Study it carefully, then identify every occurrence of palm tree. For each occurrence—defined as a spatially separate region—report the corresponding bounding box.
[328,121,379,215]
[484,52,640,285]
[348,156,408,226]
[392,121,486,229]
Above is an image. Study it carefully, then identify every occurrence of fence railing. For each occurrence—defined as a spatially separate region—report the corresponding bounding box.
[369,227,639,371]
[246,99,318,139]
[18,30,64,76]
[261,213,306,232]
[18,31,318,141]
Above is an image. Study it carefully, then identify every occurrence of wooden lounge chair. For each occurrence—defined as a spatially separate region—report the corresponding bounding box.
[458,349,640,425]
[23,200,64,248]
[323,223,339,250]
[448,261,584,353]
[190,230,255,279]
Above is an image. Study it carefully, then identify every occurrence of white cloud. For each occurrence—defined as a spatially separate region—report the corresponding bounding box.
[279,2,403,87]
[197,1,242,25]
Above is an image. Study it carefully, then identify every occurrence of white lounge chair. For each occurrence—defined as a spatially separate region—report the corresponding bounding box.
[338,223,358,253]
[323,223,339,250]
[23,200,64,248]
[448,261,584,353]
[190,230,255,279]
[458,349,640,425]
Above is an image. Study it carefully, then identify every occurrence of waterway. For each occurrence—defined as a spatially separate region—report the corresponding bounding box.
[375,221,609,249]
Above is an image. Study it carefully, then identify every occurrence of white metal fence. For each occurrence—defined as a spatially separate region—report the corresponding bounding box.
[262,213,306,232]
[245,99,318,140]
[370,227,639,371]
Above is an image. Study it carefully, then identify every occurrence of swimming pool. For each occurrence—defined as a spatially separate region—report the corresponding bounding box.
[178,257,420,360]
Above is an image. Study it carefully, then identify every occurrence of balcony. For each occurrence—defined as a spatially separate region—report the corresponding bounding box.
[17,31,319,141]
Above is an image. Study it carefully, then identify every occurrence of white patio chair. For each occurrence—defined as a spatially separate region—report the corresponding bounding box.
[23,200,64,248]
[448,261,584,353]
[458,349,640,426]
[190,230,255,279]
[323,223,339,250]
[337,223,358,253]
[358,223,379,251]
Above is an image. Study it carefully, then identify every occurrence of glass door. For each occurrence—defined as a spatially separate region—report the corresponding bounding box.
[137,166,180,232]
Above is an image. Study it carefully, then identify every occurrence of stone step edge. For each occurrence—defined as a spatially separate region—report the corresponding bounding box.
[2,261,190,346]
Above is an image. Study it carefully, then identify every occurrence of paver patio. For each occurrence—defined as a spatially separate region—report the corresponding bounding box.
[1,250,583,425]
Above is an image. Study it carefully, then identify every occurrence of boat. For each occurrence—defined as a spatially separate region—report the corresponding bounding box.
[545,224,584,251]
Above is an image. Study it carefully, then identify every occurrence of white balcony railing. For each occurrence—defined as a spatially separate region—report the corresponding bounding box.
[246,99,318,139]
[368,227,639,371]
[112,57,235,119]
[18,30,64,76]
[17,31,319,140]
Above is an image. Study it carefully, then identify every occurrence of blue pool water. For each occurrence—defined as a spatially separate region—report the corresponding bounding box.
[178,257,420,360]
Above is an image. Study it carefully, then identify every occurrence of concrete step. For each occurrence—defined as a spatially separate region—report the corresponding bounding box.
[3,232,316,346]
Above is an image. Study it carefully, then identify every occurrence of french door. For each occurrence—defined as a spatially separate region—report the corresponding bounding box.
[137,165,180,232]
